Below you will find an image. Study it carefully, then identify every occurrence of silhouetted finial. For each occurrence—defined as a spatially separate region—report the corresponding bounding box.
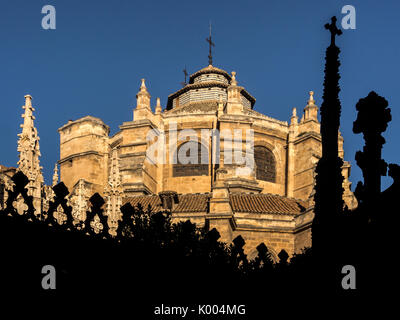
[206,21,215,66]
[325,16,342,46]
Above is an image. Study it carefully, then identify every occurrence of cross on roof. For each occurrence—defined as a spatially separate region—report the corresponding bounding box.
[206,21,215,66]
[181,66,188,87]
[324,16,342,46]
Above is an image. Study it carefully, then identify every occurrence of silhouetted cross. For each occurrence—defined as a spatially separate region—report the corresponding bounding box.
[181,66,188,87]
[206,22,215,65]
[325,16,342,46]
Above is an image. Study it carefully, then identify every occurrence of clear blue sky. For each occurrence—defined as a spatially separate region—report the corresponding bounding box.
[0,0,398,190]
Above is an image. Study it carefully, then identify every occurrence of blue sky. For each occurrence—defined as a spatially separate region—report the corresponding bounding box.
[0,0,398,190]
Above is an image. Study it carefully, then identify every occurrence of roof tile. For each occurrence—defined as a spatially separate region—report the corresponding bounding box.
[123,193,306,216]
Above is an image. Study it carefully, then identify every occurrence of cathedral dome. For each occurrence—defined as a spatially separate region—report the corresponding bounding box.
[189,65,231,84]
[166,65,255,110]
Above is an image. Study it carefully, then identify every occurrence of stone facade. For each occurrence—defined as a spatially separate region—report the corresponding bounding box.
[55,64,357,257]
[1,64,357,258]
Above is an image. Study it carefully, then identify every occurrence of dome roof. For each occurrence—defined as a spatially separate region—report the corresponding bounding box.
[166,65,255,110]
[189,65,232,84]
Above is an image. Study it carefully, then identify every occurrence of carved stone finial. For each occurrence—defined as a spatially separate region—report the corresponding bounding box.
[291,107,298,125]
[140,78,147,91]
[24,94,32,107]
[303,90,319,121]
[308,91,315,105]
[135,78,151,112]
[231,71,237,85]
[155,97,162,114]
[302,91,318,121]
[52,163,59,186]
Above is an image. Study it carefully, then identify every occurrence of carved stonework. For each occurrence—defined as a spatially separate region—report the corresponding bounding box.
[69,179,89,224]
[12,194,28,215]
[54,204,67,225]
[90,215,104,234]
[104,148,123,235]
[0,172,14,210]
[17,95,44,215]
[42,185,54,213]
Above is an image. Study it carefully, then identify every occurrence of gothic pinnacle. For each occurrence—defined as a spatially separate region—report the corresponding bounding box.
[155,97,162,114]
[140,78,147,91]
[291,107,298,125]
[17,94,44,214]
[52,163,59,186]
[24,94,32,107]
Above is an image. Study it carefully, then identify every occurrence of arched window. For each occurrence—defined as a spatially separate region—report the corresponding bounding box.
[254,146,276,182]
[173,142,209,177]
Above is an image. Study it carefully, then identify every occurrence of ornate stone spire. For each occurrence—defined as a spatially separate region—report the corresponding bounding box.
[105,148,123,235]
[134,78,153,120]
[17,94,43,214]
[155,97,162,115]
[52,163,59,186]
[304,91,319,121]
[290,107,298,125]
[140,78,147,91]
[136,78,151,109]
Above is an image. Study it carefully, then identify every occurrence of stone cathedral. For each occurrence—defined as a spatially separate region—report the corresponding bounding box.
[0,64,357,259]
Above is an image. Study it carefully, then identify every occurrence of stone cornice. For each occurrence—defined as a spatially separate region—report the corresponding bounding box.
[58,150,106,164]
[293,131,321,145]
[119,119,159,132]
[58,116,110,134]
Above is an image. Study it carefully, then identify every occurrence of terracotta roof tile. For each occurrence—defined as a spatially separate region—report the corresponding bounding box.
[122,195,161,211]
[230,193,306,215]
[167,101,218,114]
[123,193,210,213]
[174,193,209,213]
[123,193,306,216]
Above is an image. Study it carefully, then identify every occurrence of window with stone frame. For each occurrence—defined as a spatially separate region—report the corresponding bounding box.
[173,142,209,177]
[254,146,276,182]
